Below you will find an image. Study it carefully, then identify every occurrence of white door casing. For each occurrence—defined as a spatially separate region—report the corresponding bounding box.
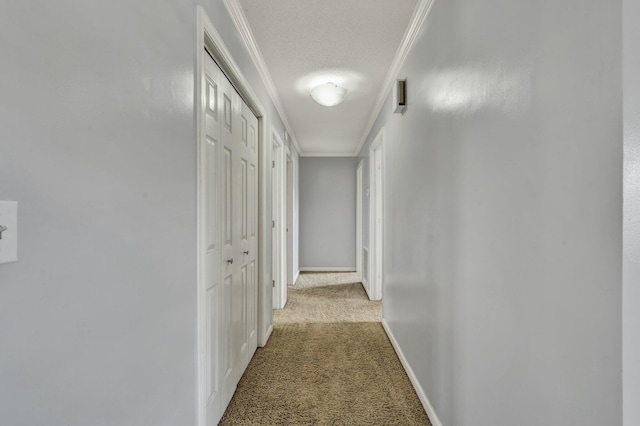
[356,160,364,280]
[286,149,294,286]
[369,128,384,301]
[271,141,279,308]
[271,130,287,309]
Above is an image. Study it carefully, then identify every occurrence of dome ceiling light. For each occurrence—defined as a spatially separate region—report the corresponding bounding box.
[309,82,348,107]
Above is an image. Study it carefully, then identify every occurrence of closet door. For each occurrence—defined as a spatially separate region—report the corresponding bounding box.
[203,53,231,425]
[202,51,259,426]
[235,99,259,374]
[219,64,238,410]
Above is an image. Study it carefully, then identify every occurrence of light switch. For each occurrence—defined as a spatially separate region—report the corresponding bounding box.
[0,201,18,264]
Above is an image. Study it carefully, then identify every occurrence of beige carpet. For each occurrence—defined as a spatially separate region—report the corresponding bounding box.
[293,271,365,288]
[219,272,431,425]
[273,272,381,324]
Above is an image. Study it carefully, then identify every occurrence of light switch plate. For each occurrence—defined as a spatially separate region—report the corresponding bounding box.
[0,201,18,264]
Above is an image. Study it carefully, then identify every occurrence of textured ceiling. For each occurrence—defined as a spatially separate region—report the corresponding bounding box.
[239,0,419,156]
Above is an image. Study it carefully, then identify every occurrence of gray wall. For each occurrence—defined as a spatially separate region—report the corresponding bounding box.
[0,1,295,424]
[299,158,356,269]
[358,0,622,424]
[624,0,640,423]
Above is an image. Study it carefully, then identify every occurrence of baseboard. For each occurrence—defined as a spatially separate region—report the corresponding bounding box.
[293,270,300,284]
[361,276,370,298]
[381,319,443,426]
[259,324,273,348]
[299,267,356,272]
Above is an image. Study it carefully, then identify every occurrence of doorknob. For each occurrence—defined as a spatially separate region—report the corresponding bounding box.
[226,258,233,265]
[243,251,249,255]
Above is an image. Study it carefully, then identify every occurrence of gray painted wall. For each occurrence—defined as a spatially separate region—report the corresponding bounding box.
[623,0,640,423]
[0,1,296,424]
[358,0,622,424]
[299,158,356,269]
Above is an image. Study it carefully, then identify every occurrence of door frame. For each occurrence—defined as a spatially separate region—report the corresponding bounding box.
[368,128,384,301]
[286,149,294,286]
[271,128,287,309]
[196,7,269,426]
[356,160,364,279]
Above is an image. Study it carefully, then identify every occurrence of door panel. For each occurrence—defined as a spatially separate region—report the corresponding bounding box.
[203,58,223,423]
[220,71,237,404]
[223,148,232,246]
[235,100,258,372]
[244,103,258,354]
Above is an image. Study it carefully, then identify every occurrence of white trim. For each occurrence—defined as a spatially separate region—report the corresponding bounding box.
[363,246,370,295]
[198,9,265,119]
[223,0,302,155]
[368,128,384,301]
[271,126,288,310]
[196,12,206,426]
[285,146,294,286]
[260,325,273,348]
[356,161,364,277]
[293,269,300,285]
[259,115,271,342]
[300,152,359,158]
[292,157,299,283]
[382,319,443,426]
[299,267,357,272]
[354,0,436,156]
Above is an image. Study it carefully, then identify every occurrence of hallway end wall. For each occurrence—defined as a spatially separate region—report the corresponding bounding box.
[299,157,357,270]
[358,0,622,424]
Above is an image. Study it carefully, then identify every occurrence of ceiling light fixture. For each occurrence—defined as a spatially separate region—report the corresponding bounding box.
[310,82,348,107]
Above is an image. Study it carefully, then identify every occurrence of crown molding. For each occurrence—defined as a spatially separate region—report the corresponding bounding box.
[223,0,303,155]
[353,0,436,157]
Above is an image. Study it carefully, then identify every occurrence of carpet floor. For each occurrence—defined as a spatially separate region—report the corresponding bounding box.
[273,272,381,324]
[219,272,430,425]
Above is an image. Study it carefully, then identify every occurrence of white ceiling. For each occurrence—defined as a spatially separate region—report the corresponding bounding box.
[237,0,420,156]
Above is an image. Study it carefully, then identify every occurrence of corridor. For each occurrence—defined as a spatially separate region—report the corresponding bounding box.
[219,273,430,425]
[1,1,636,425]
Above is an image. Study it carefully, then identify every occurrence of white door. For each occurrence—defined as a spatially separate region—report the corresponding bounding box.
[271,141,281,308]
[271,137,288,309]
[234,99,259,376]
[219,58,238,411]
[202,51,258,426]
[201,54,227,424]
